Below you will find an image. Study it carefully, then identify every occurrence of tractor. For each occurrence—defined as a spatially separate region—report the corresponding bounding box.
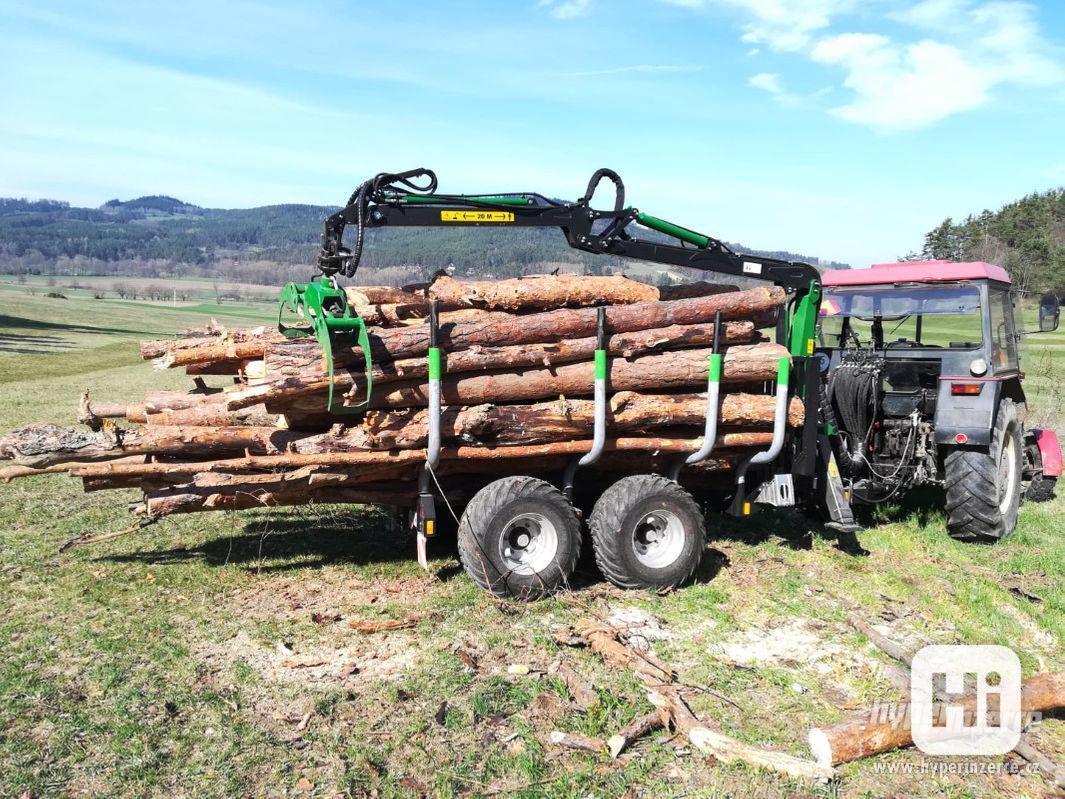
[816,260,1062,542]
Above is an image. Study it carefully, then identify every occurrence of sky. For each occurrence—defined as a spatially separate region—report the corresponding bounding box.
[0,0,1062,267]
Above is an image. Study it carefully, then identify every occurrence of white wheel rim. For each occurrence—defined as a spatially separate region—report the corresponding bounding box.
[631,510,686,569]
[999,435,1017,514]
[499,513,559,575]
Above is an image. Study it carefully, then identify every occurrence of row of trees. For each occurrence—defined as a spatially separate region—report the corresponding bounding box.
[907,188,1064,294]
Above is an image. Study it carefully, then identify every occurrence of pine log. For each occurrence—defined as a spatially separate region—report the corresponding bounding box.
[428,273,660,310]
[143,388,226,413]
[225,320,760,410]
[141,327,283,363]
[357,392,803,449]
[68,435,770,485]
[807,671,1065,767]
[313,344,787,413]
[658,281,737,300]
[136,482,418,517]
[344,286,426,306]
[210,286,785,397]
[0,423,303,468]
[145,403,278,428]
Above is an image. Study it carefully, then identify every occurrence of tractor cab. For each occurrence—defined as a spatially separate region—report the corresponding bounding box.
[815,261,1061,541]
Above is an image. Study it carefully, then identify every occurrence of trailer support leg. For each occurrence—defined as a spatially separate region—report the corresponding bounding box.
[563,307,608,503]
[730,356,790,516]
[417,300,442,571]
[670,312,724,482]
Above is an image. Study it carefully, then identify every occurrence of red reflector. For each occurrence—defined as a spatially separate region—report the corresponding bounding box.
[955,433,968,444]
[951,382,983,396]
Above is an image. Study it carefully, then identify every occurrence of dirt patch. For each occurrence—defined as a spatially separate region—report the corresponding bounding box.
[226,571,433,623]
[195,629,421,688]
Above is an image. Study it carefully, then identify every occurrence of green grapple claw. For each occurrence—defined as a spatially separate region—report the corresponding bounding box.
[277,277,373,414]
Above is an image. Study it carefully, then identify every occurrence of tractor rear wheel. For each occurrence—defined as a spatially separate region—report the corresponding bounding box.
[457,476,581,600]
[944,399,1022,543]
[588,475,705,590]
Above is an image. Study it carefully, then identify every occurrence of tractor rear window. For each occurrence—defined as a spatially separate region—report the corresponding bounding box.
[819,284,984,349]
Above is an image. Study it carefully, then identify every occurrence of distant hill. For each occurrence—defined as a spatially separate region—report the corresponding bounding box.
[906,187,1064,294]
[0,195,847,287]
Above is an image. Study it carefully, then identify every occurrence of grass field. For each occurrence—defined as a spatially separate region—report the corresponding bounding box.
[0,291,1062,798]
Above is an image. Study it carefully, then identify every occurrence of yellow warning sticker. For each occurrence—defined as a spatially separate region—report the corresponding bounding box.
[828,460,840,478]
[441,210,514,223]
[807,339,815,355]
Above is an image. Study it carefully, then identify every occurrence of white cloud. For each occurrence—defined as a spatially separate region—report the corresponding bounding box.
[539,0,593,19]
[657,0,852,51]
[747,72,801,106]
[660,0,1063,131]
[811,2,1063,131]
[811,35,988,131]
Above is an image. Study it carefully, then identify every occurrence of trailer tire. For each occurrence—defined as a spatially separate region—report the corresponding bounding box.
[457,476,580,600]
[1025,476,1057,503]
[944,399,1022,543]
[588,475,705,591]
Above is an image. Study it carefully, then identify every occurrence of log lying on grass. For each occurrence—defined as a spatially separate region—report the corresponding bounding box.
[808,671,1065,767]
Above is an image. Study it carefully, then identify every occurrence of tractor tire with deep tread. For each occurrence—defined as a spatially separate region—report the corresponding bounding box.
[588,474,706,591]
[457,476,581,600]
[944,399,1022,543]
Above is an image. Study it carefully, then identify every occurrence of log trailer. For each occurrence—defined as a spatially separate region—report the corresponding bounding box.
[277,167,1054,598]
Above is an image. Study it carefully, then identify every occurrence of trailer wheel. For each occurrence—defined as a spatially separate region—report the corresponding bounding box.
[944,399,1022,543]
[457,476,581,600]
[1025,476,1057,503]
[588,475,705,590]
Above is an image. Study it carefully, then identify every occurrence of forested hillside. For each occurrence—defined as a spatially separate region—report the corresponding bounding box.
[908,188,1064,294]
[0,195,844,287]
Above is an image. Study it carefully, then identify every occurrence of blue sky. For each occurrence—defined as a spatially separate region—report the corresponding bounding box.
[0,0,1062,266]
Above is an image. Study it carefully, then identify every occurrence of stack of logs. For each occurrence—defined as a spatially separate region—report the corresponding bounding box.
[0,273,803,519]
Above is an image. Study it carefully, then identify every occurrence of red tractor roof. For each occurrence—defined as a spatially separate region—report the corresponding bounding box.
[822,260,1011,287]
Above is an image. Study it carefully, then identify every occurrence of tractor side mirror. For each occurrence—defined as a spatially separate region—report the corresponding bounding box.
[1039,294,1060,333]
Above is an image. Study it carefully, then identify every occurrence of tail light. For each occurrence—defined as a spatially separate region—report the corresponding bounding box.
[951,382,983,396]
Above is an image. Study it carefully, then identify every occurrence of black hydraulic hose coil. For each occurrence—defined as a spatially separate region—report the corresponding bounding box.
[826,354,882,476]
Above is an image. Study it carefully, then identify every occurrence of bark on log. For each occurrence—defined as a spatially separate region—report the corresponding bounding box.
[0,423,304,467]
[236,287,785,398]
[227,320,760,411]
[808,671,1065,767]
[658,281,737,300]
[145,403,279,428]
[649,686,835,781]
[429,273,660,310]
[141,327,282,363]
[137,482,418,517]
[68,435,768,484]
[320,344,788,413]
[344,286,426,306]
[358,392,803,449]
